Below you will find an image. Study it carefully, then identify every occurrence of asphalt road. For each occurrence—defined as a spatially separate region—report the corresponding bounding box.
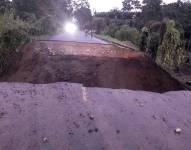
[49,31,108,44]
[0,82,190,150]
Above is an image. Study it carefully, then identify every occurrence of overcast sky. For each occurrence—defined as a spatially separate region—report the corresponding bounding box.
[89,0,177,12]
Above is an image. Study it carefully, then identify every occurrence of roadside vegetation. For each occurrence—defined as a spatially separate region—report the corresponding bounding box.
[0,10,30,74]
[0,0,92,75]
[94,34,139,51]
[92,0,191,71]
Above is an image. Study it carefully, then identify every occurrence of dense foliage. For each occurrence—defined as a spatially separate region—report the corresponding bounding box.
[139,19,187,70]
[94,0,191,70]
[122,0,141,12]
[0,10,30,74]
[156,20,187,70]
[104,25,140,45]
[0,0,92,75]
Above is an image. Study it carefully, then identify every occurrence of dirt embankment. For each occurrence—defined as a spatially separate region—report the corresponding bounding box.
[0,41,183,92]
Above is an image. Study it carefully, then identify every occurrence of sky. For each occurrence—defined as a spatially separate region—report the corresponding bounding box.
[89,0,178,12]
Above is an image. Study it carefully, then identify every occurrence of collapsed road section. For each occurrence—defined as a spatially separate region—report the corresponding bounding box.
[0,41,183,92]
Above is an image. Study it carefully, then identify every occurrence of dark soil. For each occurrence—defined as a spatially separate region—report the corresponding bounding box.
[0,41,183,92]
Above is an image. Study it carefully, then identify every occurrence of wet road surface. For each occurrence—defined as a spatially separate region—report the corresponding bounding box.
[49,31,108,44]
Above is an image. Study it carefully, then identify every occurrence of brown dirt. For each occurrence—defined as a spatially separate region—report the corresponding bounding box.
[0,41,183,92]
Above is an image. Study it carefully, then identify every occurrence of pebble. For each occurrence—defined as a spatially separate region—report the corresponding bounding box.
[89,115,94,120]
[43,137,48,143]
[88,113,94,120]
[139,103,144,107]
[175,128,182,134]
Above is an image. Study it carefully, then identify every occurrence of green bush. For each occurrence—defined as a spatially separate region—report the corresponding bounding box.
[140,19,188,70]
[0,11,30,74]
[140,27,149,52]
[1,29,28,49]
[146,32,160,60]
[28,16,58,36]
[114,25,140,45]
[105,25,140,45]
[105,24,119,37]
[92,18,105,34]
[156,20,188,70]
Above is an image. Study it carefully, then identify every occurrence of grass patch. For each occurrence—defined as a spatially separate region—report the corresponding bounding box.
[94,34,139,51]
[95,34,124,44]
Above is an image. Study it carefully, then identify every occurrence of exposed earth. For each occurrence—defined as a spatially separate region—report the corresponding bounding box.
[0,40,183,92]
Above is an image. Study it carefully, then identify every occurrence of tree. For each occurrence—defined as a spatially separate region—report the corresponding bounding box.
[0,0,12,14]
[92,18,104,34]
[74,7,92,28]
[13,0,41,18]
[122,0,141,12]
[142,0,162,21]
[0,10,30,74]
[140,19,188,70]
[163,0,191,38]
[73,0,92,28]
[13,0,73,34]
[162,0,191,56]
[132,0,142,11]
[156,19,187,70]
[73,0,90,10]
[122,0,133,12]
[13,0,73,20]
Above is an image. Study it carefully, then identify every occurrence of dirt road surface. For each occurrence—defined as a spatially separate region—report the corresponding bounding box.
[0,82,190,150]
[1,41,183,92]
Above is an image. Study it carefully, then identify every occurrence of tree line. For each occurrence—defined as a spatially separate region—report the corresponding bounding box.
[93,0,191,70]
